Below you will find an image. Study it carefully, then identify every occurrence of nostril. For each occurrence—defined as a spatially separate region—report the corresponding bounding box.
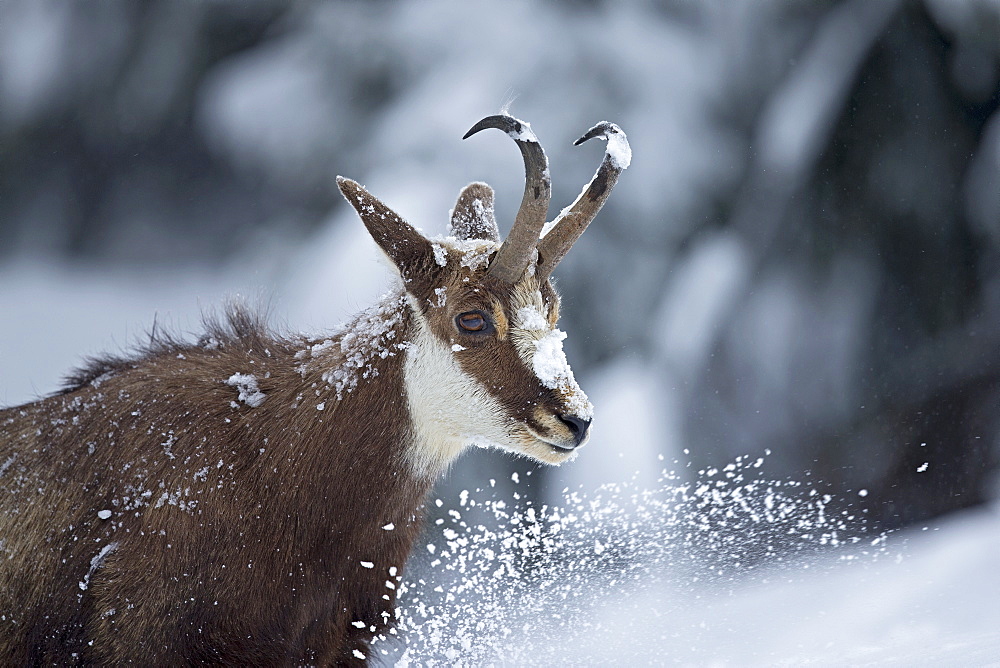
[558,414,591,447]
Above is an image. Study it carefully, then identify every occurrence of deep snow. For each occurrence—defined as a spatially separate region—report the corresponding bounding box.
[377,459,1000,666]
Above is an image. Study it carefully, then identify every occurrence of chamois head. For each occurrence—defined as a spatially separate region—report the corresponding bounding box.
[337,114,629,472]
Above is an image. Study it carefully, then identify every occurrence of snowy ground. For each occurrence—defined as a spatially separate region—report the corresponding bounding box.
[568,504,1000,667]
[380,469,1000,667]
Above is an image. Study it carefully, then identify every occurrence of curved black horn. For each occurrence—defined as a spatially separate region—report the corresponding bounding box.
[536,121,630,280]
[464,114,551,284]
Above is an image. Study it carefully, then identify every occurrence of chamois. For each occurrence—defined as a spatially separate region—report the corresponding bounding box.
[0,114,629,665]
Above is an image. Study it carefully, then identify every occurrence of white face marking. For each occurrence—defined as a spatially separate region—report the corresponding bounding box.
[402,295,514,477]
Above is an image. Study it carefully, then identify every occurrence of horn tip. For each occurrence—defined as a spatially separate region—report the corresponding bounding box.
[573,121,621,145]
[463,114,537,143]
[573,121,631,170]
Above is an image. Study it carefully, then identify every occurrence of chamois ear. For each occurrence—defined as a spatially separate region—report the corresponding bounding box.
[337,176,437,283]
[448,182,500,242]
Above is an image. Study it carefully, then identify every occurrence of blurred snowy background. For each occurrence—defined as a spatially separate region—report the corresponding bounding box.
[1,0,999,663]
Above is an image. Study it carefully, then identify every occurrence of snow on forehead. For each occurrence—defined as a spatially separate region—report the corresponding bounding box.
[516,304,548,331]
[431,236,498,272]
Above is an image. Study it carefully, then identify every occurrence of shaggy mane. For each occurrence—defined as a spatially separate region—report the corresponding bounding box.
[59,302,274,394]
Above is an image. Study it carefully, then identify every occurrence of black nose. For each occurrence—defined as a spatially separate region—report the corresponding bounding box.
[558,415,591,448]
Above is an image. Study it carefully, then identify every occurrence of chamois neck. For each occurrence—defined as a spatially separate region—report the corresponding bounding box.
[295,290,411,401]
[294,288,480,482]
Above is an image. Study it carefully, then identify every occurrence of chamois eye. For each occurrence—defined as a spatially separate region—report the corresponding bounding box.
[456,311,490,333]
